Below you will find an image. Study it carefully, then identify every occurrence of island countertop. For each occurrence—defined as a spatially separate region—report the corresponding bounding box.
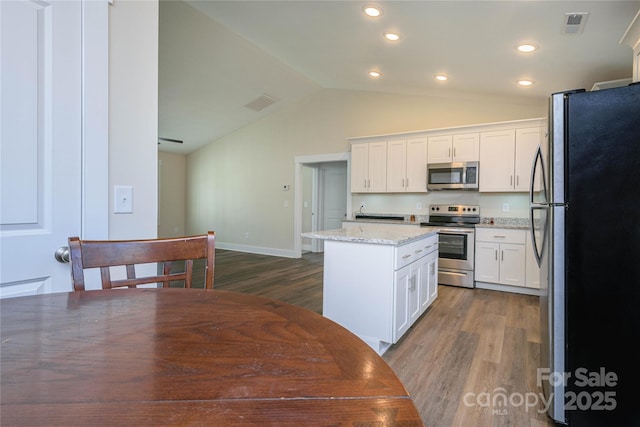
[301,226,439,246]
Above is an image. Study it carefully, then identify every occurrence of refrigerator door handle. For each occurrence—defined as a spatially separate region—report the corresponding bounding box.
[529,144,548,268]
[529,144,547,205]
[529,205,546,267]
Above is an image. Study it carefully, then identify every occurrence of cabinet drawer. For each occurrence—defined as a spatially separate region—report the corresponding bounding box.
[418,235,439,255]
[476,228,526,244]
[395,235,438,270]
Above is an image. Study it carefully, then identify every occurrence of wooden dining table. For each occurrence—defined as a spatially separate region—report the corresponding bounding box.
[1,288,423,426]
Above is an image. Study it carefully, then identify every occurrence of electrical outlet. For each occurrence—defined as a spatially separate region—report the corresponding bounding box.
[502,203,510,212]
[416,203,423,210]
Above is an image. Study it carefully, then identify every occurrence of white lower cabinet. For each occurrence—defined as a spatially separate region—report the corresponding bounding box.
[322,233,438,355]
[393,248,438,342]
[475,228,526,288]
[393,263,414,341]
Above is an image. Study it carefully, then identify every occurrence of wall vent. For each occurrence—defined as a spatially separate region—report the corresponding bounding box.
[563,12,589,34]
[244,94,279,112]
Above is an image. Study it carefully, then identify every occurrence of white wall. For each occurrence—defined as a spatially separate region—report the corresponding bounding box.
[109,0,158,240]
[187,88,546,256]
[158,151,187,237]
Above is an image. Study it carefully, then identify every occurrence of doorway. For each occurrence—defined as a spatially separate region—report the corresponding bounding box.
[304,162,348,253]
[294,153,351,258]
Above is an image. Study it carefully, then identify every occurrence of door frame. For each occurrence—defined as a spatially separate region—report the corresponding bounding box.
[82,1,109,240]
[293,152,351,258]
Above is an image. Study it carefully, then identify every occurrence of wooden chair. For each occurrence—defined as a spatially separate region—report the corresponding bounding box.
[69,232,215,291]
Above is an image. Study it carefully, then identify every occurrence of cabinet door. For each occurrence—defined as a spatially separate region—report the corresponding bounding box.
[452,133,480,162]
[405,137,428,192]
[427,135,453,163]
[419,250,438,312]
[350,144,369,192]
[386,139,407,192]
[474,241,500,283]
[393,264,412,342]
[409,262,421,323]
[368,141,387,192]
[514,127,542,192]
[499,243,526,286]
[428,251,438,302]
[479,130,515,192]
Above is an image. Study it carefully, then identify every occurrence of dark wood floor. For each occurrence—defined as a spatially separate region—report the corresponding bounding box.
[201,249,555,427]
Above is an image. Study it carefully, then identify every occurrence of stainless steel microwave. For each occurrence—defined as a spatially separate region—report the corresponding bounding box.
[427,161,479,190]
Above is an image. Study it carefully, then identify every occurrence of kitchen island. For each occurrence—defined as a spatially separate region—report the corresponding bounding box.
[302,226,439,355]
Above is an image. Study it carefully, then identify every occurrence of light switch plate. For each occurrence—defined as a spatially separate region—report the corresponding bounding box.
[114,185,133,214]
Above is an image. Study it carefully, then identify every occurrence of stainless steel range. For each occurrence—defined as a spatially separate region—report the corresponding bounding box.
[420,204,480,288]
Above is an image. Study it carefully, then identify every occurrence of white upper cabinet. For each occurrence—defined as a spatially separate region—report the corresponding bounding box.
[387,137,428,193]
[453,133,480,162]
[351,141,387,192]
[514,127,543,192]
[479,127,542,192]
[386,139,408,192]
[427,135,452,163]
[349,118,544,194]
[479,129,516,191]
[405,138,428,192]
[427,133,479,163]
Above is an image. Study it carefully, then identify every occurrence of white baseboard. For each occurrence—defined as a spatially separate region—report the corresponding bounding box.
[216,242,299,258]
[475,281,541,296]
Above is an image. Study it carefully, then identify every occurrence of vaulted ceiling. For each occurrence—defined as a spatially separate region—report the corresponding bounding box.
[158,1,639,154]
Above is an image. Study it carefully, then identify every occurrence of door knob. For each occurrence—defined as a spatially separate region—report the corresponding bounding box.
[55,246,70,263]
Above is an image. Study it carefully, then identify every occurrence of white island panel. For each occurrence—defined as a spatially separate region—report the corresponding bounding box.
[323,240,396,352]
[303,226,439,355]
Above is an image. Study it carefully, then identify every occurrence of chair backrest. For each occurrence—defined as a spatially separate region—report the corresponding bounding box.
[68,232,215,291]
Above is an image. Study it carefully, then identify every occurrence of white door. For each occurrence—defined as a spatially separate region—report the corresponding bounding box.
[314,163,347,252]
[1,1,83,297]
[320,164,347,231]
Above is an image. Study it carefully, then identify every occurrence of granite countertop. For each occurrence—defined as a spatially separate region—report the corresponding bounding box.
[301,226,439,246]
[341,213,532,230]
[476,217,530,230]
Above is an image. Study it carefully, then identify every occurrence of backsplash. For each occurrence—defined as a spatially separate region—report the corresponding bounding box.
[351,192,530,220]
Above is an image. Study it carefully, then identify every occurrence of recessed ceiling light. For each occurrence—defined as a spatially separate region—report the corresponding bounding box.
[384,32,401,41]
[517,80,534,87]
[435,74,448,82]
[516,43,538,53]
[363,5,382,17]
[369,71,381,78]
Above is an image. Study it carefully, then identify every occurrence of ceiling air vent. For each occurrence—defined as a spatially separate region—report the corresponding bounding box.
[563,12,589,34]
[244,94,279,112]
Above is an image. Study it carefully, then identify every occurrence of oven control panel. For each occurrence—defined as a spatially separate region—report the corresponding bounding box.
[429,204,479,216]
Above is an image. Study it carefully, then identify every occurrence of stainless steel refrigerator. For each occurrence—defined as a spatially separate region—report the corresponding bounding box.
[530,83,640,426]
